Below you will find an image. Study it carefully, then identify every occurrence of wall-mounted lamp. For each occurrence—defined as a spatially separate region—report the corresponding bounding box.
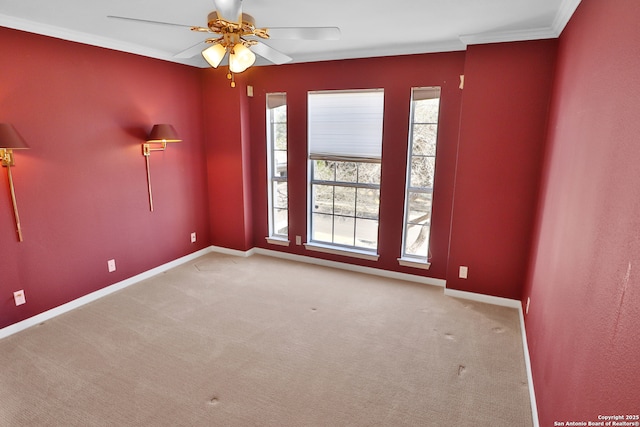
[143,124,181,212]
[0,123,30,242]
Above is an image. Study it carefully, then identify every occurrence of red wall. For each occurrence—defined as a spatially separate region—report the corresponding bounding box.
[524,0,640,422]
[201,44,555,300]
[447,41,557,299]
[202,70,254,251]
[0,27,211,329]
[242,54,466,281]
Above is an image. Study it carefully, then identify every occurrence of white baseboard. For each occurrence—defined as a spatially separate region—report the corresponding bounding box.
[518,306,540,427]
[443,287,521,308]
[209,245,256,257]
[0,247,213,340]
[252,247,446,287]
[444,287,538,426]
[1,243,444,337]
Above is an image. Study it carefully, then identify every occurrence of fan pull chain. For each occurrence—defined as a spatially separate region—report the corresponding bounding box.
[227,70,236,88]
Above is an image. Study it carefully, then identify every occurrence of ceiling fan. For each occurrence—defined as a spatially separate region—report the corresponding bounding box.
[108,0,340,86]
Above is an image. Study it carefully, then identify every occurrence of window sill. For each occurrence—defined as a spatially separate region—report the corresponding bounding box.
[397,257,431,270]
[305,242,379,261]
[265,237,290,247]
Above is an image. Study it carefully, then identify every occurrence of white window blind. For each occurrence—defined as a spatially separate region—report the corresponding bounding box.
[308,89,384,162]
[412,87,441,101]
[267,93,287,109]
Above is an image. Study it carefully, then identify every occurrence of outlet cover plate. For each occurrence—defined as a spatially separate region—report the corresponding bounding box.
[459,266,468,279]
[108,259,116,272]
[14,290,26,306]
[191,232,197,243]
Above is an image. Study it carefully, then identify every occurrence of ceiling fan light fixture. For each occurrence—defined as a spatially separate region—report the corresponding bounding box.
[229,43,256,73]
[202,43,227,68]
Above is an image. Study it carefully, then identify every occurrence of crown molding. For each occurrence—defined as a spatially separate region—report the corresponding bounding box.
[459,0,581,47]
[0,13,197,67]
[269,38,468,67]
[551,0,581,36]
[459,26,557,46]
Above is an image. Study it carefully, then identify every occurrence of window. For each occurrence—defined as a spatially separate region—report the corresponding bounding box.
[266,93,288,244]
[307,89,384,257]
[400,87,441,267]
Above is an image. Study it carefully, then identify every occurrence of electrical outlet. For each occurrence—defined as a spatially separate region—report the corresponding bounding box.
[526,297,531,314]
[14,290,26,306]
[296,235,302,245]
[191,232,197,243]
[459,266,468,279]
[107,259,116,273]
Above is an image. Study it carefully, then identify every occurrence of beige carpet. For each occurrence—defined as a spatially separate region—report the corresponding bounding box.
[0,252,532,426]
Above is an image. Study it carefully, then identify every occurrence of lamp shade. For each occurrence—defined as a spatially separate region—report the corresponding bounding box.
[147,124,182,143]
[202,43,227,68]
[229,43,256,73]
[0,123,29,149]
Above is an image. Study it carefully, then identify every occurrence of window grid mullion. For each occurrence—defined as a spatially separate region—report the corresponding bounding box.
[310,180,379,190]
[354,164,360,244]
[353,185,358,244]
[331,185,336,244]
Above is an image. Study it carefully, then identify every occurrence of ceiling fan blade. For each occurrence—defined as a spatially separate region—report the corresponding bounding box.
[107,15,193,29]
[267,27,341,40]
[251,42,292,65]
[173,41,208,59]
[212,0,243,22]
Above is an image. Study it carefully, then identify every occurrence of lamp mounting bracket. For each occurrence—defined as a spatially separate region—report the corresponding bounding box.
[0,148,16,167]
[142,142,167,156]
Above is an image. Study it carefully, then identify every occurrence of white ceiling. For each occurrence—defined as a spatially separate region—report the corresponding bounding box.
[0,0,580,68]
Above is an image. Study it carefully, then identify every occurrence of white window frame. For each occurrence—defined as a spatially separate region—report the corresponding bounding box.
[398,87,442,269]
[305,89,384,260]
[266,92,289,246]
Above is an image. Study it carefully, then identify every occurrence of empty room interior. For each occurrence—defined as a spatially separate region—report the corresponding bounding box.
[1,0,638,425]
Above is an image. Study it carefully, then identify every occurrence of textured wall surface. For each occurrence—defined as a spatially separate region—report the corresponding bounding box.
[524,0,640,422]
[448,41,557,299]
[0,27,210,329]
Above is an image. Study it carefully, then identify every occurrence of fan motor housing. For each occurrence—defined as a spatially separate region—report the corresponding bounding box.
[207,11,256,28]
